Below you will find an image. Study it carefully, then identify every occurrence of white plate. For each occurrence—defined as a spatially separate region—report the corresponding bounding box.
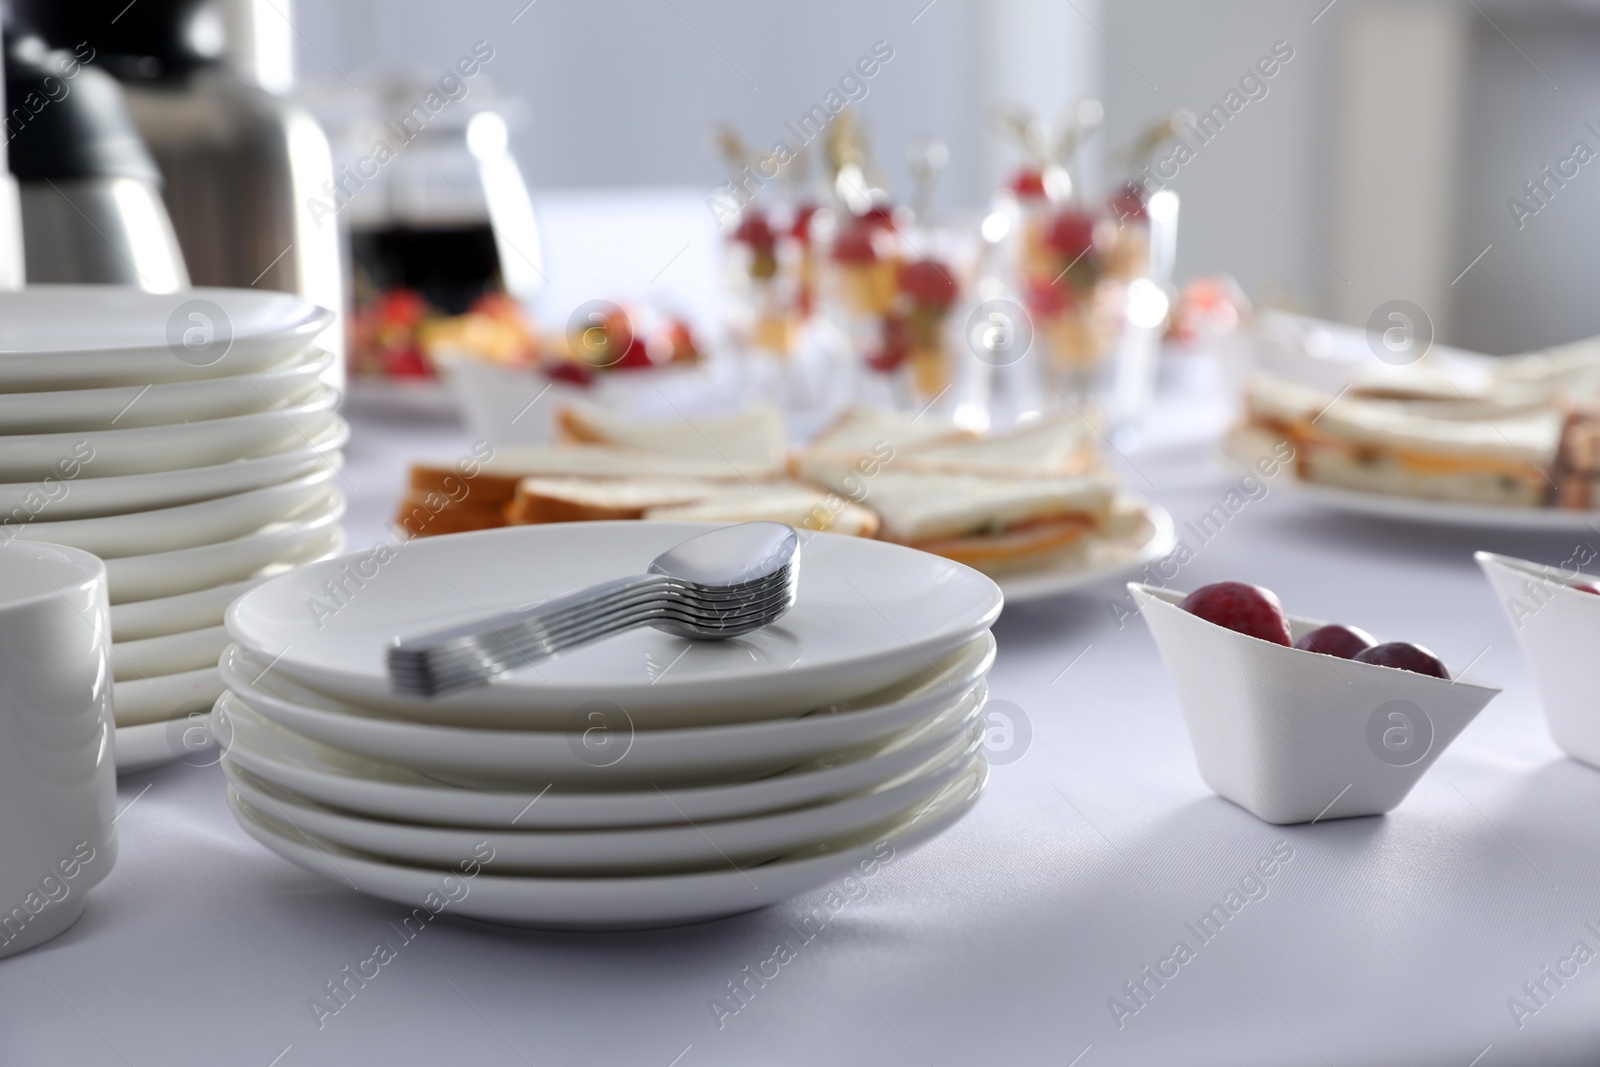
[225,522,1005,728]
[114,721,181,775]
[0,417,347,521]
[227,756,985,929]
[114,709,221,774]
[112,575,278,642]
[219,633,992,787]
[224,741,980,876]
[215,692,984,829]
[0,349,332,432]
[14,469,336,558]
[0,389,338,480]
[113,666,225,728]
[114,625,230,682]
[1282,477,1600,531]
[997,499,1177,604]
[0,286,331,389]
[107,501,344,604]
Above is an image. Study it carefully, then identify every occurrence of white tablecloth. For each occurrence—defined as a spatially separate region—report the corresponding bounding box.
[6,368,1600,1067]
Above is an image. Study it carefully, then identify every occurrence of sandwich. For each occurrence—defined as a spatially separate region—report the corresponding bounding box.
[394,495,508,538]
[1231,373,1591,508]
[797,452,1118,574]
[646,484,879,537]
[889,413,1100,478]
[793,408,1122,571]
[505,477,729,524]
[801,406,973,464]
[556,400,786,480]
[401,443,778,539]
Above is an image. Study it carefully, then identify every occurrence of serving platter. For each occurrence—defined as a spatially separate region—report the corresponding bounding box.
[1283,477,1600,532]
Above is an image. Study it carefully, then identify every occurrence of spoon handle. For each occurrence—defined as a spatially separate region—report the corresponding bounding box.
[394,575,668,657]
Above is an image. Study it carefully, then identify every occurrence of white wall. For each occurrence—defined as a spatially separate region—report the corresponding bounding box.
[1451,8,1600,354]
[291,0,1099,219]
[1098,0,1600,354]
[292,0,1600,353]
[1328,3,1469,343]
[1098,0,1338,315]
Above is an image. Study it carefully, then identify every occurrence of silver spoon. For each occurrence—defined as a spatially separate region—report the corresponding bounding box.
[387,523,800,697]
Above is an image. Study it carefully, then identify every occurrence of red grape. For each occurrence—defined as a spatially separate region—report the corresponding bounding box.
[1179,582,1292,646]
[1295,624,1376,660]
[1353,642,1449,680]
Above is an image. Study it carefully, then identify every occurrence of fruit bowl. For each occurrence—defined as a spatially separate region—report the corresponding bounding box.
[1477,552,1600,769]
[1129,583,1500,825]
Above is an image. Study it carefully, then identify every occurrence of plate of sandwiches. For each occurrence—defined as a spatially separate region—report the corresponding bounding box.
[396,401,1176,600]
[1229,335,1600,530]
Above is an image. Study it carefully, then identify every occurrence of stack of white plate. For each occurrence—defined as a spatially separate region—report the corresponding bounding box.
[213,522,1003,929]
[0,286,347,775]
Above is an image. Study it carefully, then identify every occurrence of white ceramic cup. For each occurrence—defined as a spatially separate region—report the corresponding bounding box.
[0,540,117,959]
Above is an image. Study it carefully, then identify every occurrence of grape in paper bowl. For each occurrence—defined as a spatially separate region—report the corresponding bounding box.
[1130,581,1499,825]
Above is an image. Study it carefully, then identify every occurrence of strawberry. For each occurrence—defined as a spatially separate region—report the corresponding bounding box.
[611,336,653,370]
[545,360,594,387]
[1045,208,1097,259]
[867,315,909,372]
[832,223,880,264]
[733,212,776,252]
[1023,277,1072,317]
[899,259,958,308]
[1109,182,1147,223]
[1009,167,1048,199]
[790,203,819,244]
[858,204,899,229]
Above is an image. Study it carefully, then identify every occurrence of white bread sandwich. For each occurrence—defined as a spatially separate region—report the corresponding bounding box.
[891,413,1100,478]
[802,406,974,463]
[1233,373,1587,508]
[401,443,777,539]
[505,477,729,524]
[1492,335,1600,400]
[799,455,1118,574]
[556,400,786,479]
[467,444,778,488]
[646,484,879,537]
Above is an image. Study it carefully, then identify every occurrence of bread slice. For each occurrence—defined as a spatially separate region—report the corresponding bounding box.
[393,494,508,538]
[1496,335,1600,393]
[1242,372,1565,505]
[506,477,725,524]
[556,400,786,477]
[800,462,1115,542]
[804,407,973,460]
[1242,374,1332,430]
[910,517,1097,575]
[409,463,522,506]
[1297,449,1548,508]
[1309,398,1562,470]
[472,444,770,483]
[645,484,880,537]
[894,413,1100,477]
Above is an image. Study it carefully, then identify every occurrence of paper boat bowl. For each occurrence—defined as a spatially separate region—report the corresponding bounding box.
[1476,551,1600,769]
[1130,583,1500,824]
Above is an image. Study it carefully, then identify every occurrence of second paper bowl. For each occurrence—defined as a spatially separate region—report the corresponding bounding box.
[1130,583,1499,825]
[1477,551,1600,770]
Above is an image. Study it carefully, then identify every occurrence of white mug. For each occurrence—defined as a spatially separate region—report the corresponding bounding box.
[0,540,116,959]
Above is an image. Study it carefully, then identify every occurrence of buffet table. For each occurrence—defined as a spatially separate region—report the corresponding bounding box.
[4,361,1600,1067]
